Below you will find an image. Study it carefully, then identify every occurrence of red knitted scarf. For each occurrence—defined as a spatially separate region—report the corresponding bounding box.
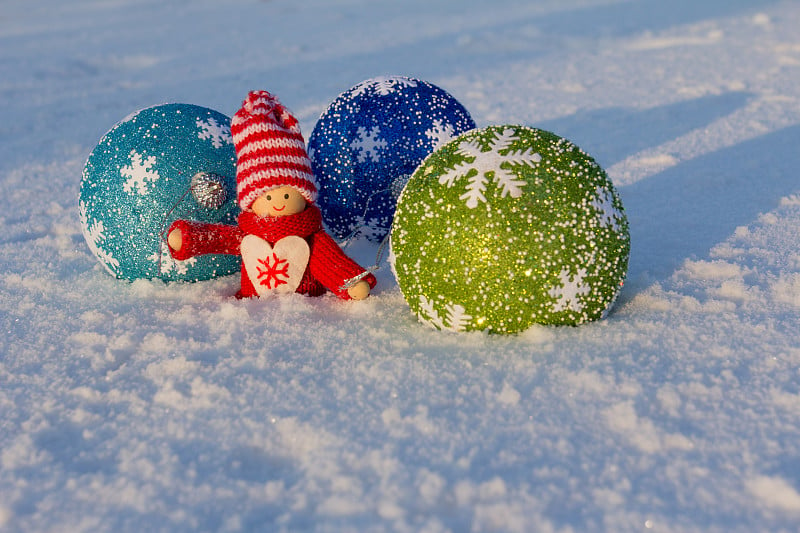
[237,204,323,242]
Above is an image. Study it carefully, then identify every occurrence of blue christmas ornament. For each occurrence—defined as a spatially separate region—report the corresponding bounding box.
[79,103,240,282]
[308,76,476,241]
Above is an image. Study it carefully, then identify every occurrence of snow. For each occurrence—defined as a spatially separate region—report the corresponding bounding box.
[1,0,800,531]
[78,200,119,275]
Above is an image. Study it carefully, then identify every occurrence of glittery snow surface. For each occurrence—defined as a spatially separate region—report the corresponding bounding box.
[3,1,800,532]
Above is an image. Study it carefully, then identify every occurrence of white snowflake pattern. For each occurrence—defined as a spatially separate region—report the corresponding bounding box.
[418,295,446,329]
[351,76,418,97]
[120,149,159,195]
[390,173,411,199]
[590,186,623,231]
[196,117,233,148]
[349,214,386,242]
[444,303,472,332]
[350,126,387,163]
[418,294,472,331]
[149,241,197,276]
[548,267,591,313]
[600,287,622,320]
[425,119,456,151]
[79,200,120,275]
[438,128,542,208]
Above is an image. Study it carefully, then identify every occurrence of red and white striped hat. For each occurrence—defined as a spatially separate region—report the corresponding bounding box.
[231,90,318,210]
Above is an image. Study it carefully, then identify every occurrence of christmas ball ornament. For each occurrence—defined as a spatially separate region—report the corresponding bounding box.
[79,103,240,281]
[390,125,630,333]
[308,76,476,241]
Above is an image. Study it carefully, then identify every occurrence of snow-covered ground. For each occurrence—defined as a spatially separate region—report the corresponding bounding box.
[2,0,800,531]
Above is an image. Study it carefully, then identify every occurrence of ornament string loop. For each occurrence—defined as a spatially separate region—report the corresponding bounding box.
[156,171,231,276]
[337,179,403,291]
[339,232,391,291]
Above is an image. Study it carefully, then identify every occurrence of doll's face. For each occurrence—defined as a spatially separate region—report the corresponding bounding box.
[251,186,307,217]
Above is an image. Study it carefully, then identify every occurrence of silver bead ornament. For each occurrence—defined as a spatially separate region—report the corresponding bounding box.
[191,171,228,210]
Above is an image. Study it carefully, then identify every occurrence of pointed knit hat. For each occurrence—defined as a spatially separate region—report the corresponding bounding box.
[231,90,318,210]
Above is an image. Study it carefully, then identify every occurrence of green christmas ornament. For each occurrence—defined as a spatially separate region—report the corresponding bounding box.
[389,125,630,333]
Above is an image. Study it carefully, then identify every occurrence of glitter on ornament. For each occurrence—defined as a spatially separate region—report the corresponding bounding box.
[79,103,240,282]
[120,150,159,195]
[390,125,631,333]
[308,75,476,241]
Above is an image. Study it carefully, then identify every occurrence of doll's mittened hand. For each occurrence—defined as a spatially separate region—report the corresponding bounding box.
[347,280,371,300]
[167,227,183,251]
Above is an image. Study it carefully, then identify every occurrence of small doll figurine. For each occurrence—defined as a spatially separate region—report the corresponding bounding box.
[167,90,375,300]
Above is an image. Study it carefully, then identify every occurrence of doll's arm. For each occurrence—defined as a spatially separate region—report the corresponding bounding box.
[308,231,376,300]
[167,220,244,260]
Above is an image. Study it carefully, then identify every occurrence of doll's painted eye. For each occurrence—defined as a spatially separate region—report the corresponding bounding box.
[284,193,290,199]
[266,194,272,201]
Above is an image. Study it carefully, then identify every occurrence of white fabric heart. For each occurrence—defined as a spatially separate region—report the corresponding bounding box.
[241,235,310,296]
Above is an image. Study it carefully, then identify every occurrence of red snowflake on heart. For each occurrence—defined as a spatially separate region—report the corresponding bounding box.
[256,252,290,289]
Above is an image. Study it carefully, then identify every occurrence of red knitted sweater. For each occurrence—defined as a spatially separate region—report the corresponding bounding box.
[168,205,376,299]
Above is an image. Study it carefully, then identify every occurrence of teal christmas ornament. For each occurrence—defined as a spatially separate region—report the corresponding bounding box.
[308,76,476,241]
[79,103,240,281]
[390,125,630,333]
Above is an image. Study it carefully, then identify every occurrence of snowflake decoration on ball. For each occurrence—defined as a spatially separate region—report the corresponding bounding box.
[418,295,473,332]
[548,267,591,312]
[438,128,542,208]
[590,185,624,231]
[351,76,418,97]
[350,126,387,163]
[425,119,457,150]
[196,117,233,149]
[120,149,159,195]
